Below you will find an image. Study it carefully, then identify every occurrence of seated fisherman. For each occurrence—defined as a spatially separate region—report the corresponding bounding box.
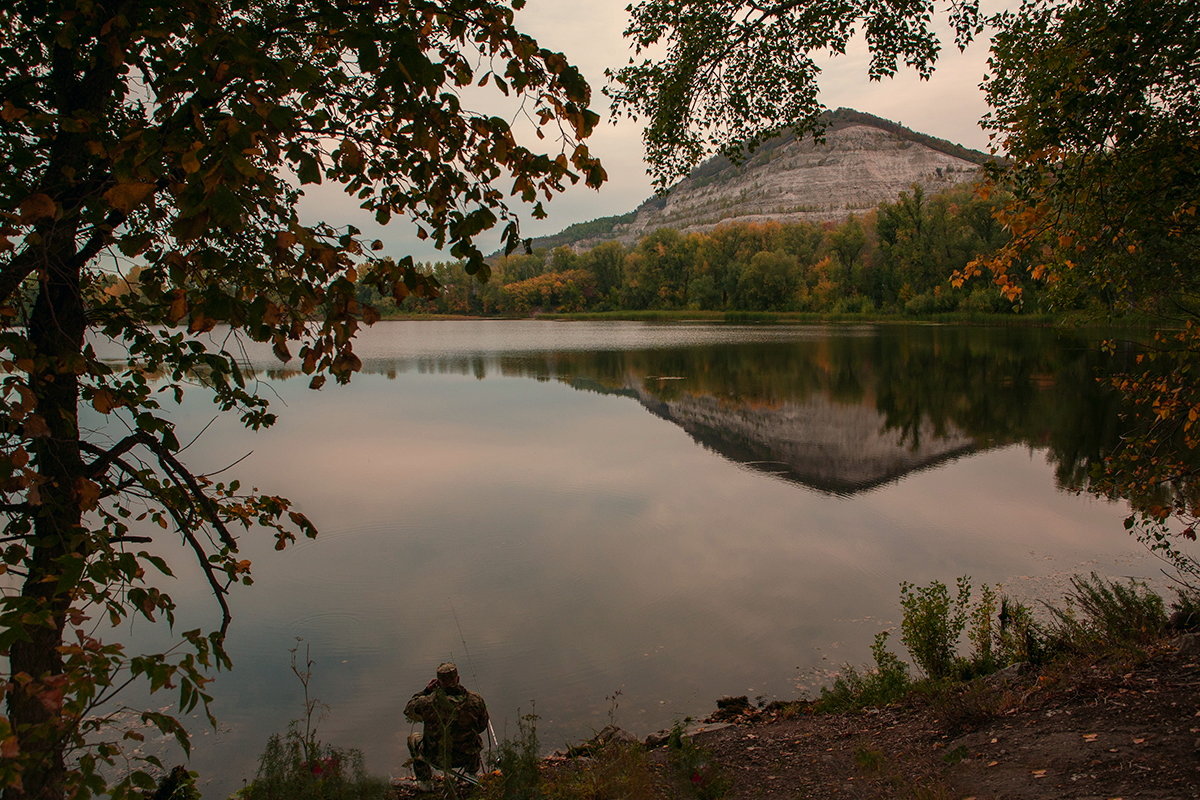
[404,662,489,791]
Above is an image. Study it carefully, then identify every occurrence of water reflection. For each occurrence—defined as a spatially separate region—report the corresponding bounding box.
[253,322,1123,496]
[95,322,1157,798]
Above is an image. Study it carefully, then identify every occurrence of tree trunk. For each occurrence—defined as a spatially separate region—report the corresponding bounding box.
[6,235,87,800]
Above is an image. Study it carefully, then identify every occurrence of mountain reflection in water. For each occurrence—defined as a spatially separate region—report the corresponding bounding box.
[258,322,1122,498]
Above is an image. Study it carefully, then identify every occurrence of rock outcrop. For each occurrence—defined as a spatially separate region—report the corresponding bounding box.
[608,124,981,244]
[530,109,995,252]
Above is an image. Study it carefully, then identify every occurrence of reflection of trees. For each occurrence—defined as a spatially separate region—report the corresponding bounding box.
[342,326,1128,488]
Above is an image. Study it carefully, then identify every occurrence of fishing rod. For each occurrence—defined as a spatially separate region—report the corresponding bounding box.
[450,600,500,757]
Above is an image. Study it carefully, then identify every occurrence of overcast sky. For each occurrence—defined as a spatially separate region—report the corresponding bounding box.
[302,0,1005,262]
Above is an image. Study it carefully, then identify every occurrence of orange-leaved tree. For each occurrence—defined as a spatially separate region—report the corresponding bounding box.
[954,0,1199,312]
[0,1,603,797]
[954,0,1200,572]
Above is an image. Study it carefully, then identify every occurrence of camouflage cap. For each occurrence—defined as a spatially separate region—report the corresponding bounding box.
[436,662,459,678]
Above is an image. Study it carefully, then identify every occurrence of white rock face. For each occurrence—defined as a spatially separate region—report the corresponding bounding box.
[607,124,981,244]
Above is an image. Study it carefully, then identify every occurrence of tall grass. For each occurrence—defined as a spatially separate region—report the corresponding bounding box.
[1046,572,1167,651]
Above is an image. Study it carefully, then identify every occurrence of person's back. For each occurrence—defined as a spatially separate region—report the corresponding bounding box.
[405,663,488,790]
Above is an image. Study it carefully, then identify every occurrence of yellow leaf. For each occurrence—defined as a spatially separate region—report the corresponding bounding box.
[262,301,282,325]
[181,149,201,174]
[23,414,50,438]
[91,389,119,414]
[75,478,101,511]
[1,101,28,122]
[103,182,155,214]
[19,193,58,223]
[338,139,364,172]
[166,290,187,325]
[1,736,19,759]
[189,311,216,333]
[1031,769,1047,778]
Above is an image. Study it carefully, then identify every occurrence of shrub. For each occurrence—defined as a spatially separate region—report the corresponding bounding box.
[1170,587,1200,631]
[997,596,1051,666]
[540,739,658,800]
[967,583,999,674]
[145,766,201,800]
[236,724,389,800]
[236,642,389,800]
[899,578,972,680]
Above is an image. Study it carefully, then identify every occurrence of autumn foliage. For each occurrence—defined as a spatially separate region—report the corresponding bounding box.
[0,1,602,797]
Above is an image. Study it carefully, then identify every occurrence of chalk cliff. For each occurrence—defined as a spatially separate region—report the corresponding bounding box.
[532,109,993,252]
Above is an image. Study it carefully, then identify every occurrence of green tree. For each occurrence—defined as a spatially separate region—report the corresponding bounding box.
[734,251,797,311]
[576,240,626,301]
[622,228,696,309]
[828,216,866,292]
[0,1,602,797]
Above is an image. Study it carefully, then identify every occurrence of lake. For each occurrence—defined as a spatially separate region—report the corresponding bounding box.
[97,320,1166,796]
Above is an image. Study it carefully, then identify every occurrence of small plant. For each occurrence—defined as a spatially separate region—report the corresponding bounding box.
[480,710,542,800]
[236,722,388,800]
[815,631,912,713]
[1170,586,1200,631]
[541,735,658,800]
[666,722,729,800]
[941,745,970,765]
[236,642,389,800]
[853,747,885,772]
[145,765,201,800]
[899,577,972,680]
[918,676,1015,735]
[996,596,1048,665]
[967,583,999,673]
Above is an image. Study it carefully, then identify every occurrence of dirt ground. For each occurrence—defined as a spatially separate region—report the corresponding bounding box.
[674,638,1200,799]
[394,636,1200,800]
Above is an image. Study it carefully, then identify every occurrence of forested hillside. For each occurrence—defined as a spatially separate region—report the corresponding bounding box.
[361,182,1044,317]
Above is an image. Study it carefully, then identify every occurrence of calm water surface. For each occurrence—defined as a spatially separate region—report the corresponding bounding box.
[99,321,1168,796]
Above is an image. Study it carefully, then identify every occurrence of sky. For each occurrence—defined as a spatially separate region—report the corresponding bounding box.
[301,0,1005,262]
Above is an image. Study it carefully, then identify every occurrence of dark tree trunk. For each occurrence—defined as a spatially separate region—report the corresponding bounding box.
[6,235,87,800]
[4,10,130,796]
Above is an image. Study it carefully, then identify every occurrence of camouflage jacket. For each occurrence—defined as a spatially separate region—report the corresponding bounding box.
[404,686,489,758]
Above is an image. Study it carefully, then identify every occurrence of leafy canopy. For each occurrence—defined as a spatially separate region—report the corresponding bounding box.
[606,0,983,188]
[957,0,1200,311]
[0,1,602,797]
